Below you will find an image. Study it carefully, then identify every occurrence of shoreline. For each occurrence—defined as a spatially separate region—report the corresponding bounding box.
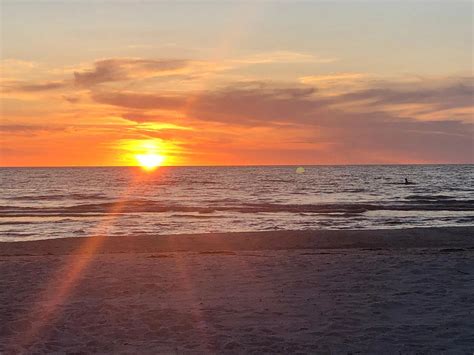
[1,226,473,353]
[1,226,472,256]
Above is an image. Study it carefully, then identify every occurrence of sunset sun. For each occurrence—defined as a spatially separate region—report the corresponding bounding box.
[135,153,165,171]
[120,138,171,170]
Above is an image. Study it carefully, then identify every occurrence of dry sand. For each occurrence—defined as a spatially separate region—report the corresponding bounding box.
[0,227,473,354]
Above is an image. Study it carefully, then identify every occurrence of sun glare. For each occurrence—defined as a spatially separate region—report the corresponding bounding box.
[135,153,165,171]
[119,138,177,169]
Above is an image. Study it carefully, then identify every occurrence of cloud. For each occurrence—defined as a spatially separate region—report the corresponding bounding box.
[89,76,474,162]
[3,52,472,163]
[299,72,372,94]
[235,51,337,65]
[74,58,190,86]
[0,124,64,135]
[62,95,81,103]
[0,59,37,79]
[92,91,184,110]
[92,82,325,126]
[89,77,474,126]
[336,78,474,111]
[1,80,68,93]
[300,73,369,83]
[73,52,336,89]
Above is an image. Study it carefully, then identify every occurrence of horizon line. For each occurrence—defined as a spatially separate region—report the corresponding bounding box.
[0,163,472,169]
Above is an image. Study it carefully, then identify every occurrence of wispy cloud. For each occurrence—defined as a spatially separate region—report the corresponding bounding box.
[299,72,372,94]
[0,124,65,135]
[0,59,37,79]
[1,80,69,93]
[92,90,184,110]
[235,51,337,65]
[74,58,191,86]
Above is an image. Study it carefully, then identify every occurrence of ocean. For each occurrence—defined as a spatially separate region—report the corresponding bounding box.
[0,165,473,241]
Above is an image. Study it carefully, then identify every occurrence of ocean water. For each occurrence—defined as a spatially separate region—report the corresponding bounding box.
[0,165,473,241]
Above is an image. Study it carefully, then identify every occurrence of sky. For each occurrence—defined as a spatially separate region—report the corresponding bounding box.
[0,0,473,166]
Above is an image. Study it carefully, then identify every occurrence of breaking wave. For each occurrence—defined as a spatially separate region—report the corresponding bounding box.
[1,197,472,217]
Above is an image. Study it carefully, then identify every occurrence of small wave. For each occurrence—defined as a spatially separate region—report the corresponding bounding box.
[1,232,36,237]
[0,198,473,217]
[383,220,404,225]
[0,221,38,225]
[4,192,109,201]
[403,196,474,208]
[203,198,241,203]
[183,180,217,185]
[169,214,225,219]
[0,213,113,218]
[405,194,454,201]
[456,216,474,223]
[261,179,294,183]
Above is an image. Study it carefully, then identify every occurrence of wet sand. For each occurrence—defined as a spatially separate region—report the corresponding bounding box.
[0,227,473,353]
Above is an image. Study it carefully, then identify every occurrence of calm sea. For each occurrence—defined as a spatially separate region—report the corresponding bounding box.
[0,165,473,241]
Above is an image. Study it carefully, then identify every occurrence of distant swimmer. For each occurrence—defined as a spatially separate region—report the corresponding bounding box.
[388,178,415,185]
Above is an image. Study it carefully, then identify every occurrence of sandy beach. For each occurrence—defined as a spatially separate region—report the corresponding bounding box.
[0,227,473,353]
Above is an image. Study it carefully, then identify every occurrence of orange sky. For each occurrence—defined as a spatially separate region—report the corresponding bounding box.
[1,1,473,166]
